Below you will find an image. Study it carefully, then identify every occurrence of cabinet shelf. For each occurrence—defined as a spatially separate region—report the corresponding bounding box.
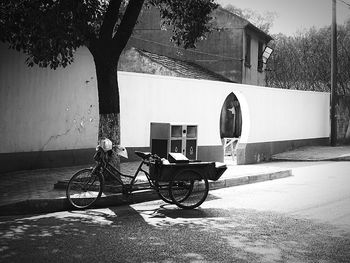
[171,125,182,138]
[151,122,198,160]
[186,125,197,138]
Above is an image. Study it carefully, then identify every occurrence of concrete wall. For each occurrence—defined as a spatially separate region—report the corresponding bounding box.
[119,73,330,146]
[231,84,330,163]
[0,45,99,154]
[243,29,267,86]
[0,44,330,172]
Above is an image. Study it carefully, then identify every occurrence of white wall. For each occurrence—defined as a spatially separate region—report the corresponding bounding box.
[119,73,330,147]
[119,72,231,147]
[236,85,330,143]
[0,44,330,155]
[0,44,98,153]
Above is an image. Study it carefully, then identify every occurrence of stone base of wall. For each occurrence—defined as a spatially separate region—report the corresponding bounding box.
[0,145,224,174]
[197,145,224,162]
[236,137,330,164]
[1,138,331,173]
[0,149,96,174]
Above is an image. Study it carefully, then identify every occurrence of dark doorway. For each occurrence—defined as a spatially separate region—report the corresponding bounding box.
[220,93,242,164]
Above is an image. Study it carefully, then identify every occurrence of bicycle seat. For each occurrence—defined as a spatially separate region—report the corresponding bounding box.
[134,151,152,160]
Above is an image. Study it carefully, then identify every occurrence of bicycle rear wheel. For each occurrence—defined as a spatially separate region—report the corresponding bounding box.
[169,170,209,209]
[66,168,104,209]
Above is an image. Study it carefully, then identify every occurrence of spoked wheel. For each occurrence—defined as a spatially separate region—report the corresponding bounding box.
[156,182,173,204]
[169,170,209,209]
[66,168,104,209]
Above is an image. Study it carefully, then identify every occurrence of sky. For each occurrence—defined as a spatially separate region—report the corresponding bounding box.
[217,0,350,35]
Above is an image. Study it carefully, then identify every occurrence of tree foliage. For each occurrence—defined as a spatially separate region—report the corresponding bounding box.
[266,21,350,95]
[0,0,218,69]
[151,0,217,48]
[0,0,109,69]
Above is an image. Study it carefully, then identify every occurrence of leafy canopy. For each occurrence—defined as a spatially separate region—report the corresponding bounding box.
[266,20,350,95]
[224,4,276,34]
[0,0,218,69]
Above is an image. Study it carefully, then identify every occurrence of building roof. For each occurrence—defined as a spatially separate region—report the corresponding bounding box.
[119,47,234,83]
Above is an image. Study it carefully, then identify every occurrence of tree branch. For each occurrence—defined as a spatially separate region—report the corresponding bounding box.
[113,0,145,53]
[99,0,123,40]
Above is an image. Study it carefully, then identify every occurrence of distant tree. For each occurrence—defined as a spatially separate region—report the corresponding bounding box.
[0,0,218,162]
[266,20,350,95]
[224,4,276,34]
[337,20,350,94]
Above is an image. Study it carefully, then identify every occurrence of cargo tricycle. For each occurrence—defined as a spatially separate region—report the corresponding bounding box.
[66,138,227,210]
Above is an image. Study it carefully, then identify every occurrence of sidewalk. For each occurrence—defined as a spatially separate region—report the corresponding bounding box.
[272,145,350,161]
[0,162,291,216]
[1,145,349,216]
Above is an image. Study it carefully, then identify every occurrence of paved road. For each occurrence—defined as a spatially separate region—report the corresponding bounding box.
[0,161,349,262]
[201,161,350,230]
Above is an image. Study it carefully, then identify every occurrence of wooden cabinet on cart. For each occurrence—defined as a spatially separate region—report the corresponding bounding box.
[150,122,198,160]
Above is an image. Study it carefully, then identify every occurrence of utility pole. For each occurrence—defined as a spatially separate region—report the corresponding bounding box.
[330,0,337,146]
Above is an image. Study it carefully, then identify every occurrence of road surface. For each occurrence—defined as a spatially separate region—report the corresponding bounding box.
[0,161,349,262]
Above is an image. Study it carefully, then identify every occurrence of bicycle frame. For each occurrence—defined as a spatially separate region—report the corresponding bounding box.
[96,149,159,193]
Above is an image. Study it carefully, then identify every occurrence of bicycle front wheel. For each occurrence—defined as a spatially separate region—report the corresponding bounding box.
[169,170,209,209]
[66,168,104,209]
[156,182,173,204]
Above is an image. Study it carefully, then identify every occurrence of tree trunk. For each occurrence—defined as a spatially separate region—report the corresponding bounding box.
[89,0,146,176]
[93,49,121,174]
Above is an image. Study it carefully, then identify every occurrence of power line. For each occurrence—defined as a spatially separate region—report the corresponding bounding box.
[337,0,350,8]
[130,35,243,61]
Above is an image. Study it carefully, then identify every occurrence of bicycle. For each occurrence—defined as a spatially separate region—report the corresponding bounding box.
[66,138,222,210]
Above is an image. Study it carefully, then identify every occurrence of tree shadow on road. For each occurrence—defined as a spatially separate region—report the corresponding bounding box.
[1,204,350,263]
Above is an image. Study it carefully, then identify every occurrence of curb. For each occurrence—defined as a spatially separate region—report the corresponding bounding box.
[0,169,292,216]
[272,155,350,162]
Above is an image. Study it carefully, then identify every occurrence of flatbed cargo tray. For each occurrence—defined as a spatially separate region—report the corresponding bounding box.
[149,161,227,182]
